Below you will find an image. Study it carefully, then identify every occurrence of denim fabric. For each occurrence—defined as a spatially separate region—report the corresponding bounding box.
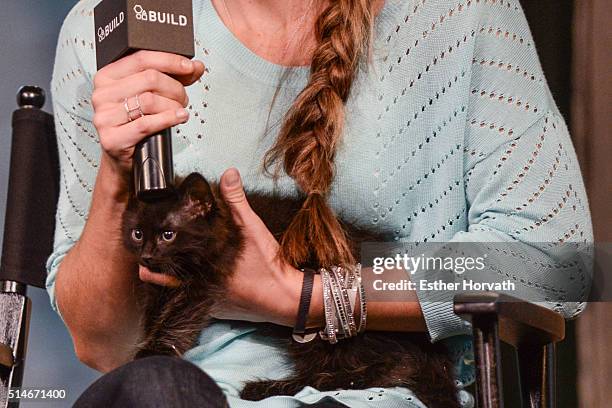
[73,356,229,408]
[74,356,348,408]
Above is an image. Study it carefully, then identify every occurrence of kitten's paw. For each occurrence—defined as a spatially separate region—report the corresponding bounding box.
[240,381,276,401]
[240,380,304,401]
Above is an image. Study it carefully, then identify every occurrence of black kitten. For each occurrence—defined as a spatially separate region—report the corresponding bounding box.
[122,173,242,358]
[122,173,460,408]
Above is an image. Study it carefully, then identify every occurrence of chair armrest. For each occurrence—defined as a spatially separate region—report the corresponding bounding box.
[454,292,565,347]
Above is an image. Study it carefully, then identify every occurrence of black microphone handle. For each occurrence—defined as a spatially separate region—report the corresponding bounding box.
[133,129,174,201]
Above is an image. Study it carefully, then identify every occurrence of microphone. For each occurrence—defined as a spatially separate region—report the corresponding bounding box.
[94,0,195,200]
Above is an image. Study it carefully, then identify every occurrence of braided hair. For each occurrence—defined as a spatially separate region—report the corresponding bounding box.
[264,0,374,268]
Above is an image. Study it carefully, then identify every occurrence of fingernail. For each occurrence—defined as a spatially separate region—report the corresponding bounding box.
[181,59,193,70]
[224,168,240,187]
[176,108,189,120]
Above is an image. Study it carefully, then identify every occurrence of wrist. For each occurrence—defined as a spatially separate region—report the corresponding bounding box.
[272,265,324,328]
[281,266,324,329]
[306,273,324,329]
[95,153,130,203]
[273,265,303,327]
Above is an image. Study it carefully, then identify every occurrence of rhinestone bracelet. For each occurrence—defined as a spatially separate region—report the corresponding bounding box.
[331,266,357,337]
[318,264,366,343]
[328,268,352,338]
[319,268,337,344]
[355,264,367,334]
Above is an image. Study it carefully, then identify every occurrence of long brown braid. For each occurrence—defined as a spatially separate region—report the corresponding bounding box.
[264,0,374,268]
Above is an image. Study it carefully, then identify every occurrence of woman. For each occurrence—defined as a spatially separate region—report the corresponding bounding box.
[47,0,592,407]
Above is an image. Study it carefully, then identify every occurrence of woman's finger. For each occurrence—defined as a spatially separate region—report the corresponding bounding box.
[100,108,188,154]
[95,50,203,85]
[138,265,181,287]
[93,92,184,128]
[219,168,260,228]
[93,69,189,109]
[173,60,206,86]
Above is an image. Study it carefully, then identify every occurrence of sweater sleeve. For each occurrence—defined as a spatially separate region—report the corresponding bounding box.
[413,1,593,342]
[45,1,100,317]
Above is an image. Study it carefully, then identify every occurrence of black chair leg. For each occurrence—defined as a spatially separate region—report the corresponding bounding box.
[517,343,556,408]
[473,316,504,408]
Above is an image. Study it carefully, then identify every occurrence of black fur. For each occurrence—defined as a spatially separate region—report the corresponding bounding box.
[121,173,460,407]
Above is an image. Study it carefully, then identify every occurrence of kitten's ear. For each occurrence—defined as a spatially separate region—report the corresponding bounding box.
[178,173,215,219]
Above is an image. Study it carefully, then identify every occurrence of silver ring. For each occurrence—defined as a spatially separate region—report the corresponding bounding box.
[124,95,144,123]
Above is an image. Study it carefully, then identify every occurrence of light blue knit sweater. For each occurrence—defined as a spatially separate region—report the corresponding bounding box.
[47,1,592,407]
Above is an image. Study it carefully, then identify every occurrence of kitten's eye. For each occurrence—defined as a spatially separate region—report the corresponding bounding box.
[162,231,176,242]
[131,229,143,242]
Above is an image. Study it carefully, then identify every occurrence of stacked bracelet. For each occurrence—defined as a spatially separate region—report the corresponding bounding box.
[293,264,367,345]
[318,263,366,343]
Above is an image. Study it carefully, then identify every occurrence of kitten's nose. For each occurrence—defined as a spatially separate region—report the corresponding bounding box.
[141,256,153,266]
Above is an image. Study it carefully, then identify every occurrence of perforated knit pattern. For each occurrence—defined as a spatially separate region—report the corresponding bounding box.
[47,1,591,407]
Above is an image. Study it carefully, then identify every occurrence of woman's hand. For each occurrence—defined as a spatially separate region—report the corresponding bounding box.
[92,50,205,286]
[137,167,318,324]
[136,168,425,331]
[211,168,313,327]
[91,50,205,186]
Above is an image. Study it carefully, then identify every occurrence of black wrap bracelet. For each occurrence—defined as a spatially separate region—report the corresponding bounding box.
[292,268,317,343]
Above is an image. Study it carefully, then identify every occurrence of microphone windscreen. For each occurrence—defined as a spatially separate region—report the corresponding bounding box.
[94,0,195,69]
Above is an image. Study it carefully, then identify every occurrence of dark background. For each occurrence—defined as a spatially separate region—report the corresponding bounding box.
[516,2,576,406]
[0,0,578,406]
